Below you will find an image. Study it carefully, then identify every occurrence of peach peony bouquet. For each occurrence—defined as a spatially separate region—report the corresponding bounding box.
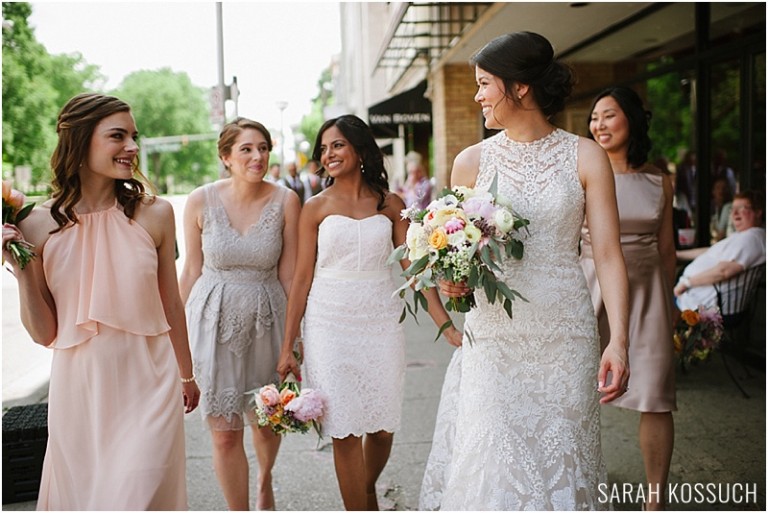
[251,374,327,436]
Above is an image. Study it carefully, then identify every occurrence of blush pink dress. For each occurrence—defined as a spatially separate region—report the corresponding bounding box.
[37,203,187,510]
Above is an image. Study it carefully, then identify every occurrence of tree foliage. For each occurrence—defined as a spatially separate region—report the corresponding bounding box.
[2,2,102,187]
[112,69,218,192]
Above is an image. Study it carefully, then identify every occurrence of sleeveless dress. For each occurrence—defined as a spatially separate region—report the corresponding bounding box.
[186,183,288,430]
[420,129,607,510]
[302,214,406,439]
[38,203,187,510]
[581,171,677,412]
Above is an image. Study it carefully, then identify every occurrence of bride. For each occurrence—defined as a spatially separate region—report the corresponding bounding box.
[419,31,630,510]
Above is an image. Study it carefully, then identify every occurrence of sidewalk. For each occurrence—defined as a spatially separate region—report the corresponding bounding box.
[3,194,765,510]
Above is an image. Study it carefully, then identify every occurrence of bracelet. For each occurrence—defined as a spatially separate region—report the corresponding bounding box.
[180,375,196,384]
[679,276,692,289]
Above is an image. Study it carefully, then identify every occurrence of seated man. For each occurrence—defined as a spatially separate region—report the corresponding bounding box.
[674,190,765,310]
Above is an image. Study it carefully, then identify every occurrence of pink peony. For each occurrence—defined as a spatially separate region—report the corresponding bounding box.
[285,388,327,422]
[443,217,466,234]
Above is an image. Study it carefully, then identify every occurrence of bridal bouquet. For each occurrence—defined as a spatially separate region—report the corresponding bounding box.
[389,174,529,339]
[2,180,36,270]
[673,305,724,366]
[251,374,327,436]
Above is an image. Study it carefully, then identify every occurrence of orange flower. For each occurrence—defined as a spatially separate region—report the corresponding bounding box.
[681,309,700,327]
[2,180,10,202]
[280,388,296,406]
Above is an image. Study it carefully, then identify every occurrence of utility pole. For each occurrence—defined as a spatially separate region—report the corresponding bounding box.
[216,2,226,177]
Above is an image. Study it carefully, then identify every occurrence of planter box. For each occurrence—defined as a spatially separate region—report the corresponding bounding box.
[2,403,48,505]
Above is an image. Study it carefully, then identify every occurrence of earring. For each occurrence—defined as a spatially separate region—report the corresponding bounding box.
[361,162,366,174]
[518,95,523,100]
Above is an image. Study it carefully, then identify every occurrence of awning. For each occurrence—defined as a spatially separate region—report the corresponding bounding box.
[368,80,432,138]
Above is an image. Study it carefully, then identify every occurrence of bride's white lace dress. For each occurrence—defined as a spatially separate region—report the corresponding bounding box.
[302,214,406,439]
[419,129,608,510]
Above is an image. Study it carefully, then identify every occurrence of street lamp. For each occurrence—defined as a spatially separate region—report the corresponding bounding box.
[276,101,288,172]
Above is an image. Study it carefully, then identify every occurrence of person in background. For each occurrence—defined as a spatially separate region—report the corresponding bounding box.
[2,93,198,510]
[710,176,735,243]
[302,159,324,202]
[265,162,281,183]
[420,32,629,510]
[582,86,677,511]
[277,114,462,511]
[280,161,306,206]
[675,190,765,310]
[179,117,301,510]
[397,151,432,209]
[675,150,697,219]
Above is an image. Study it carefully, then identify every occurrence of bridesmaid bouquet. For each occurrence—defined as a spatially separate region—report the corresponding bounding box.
[389,173,530,339]
[2,180,36,270]
[251,374,327,436]
[673,305,724,367]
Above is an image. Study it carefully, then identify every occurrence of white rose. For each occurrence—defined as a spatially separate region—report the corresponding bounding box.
[494,208,515,233]
[406,222,429,260]
[447,230,467,247]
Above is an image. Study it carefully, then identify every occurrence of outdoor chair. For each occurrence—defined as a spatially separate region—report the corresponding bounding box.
[714,263,766,398]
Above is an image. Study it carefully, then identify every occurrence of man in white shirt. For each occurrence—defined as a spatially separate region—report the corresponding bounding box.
[675,190,765,310]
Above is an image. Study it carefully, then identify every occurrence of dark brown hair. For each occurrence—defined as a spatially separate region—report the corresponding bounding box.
[218,117,273,168]
[49,93,153,231]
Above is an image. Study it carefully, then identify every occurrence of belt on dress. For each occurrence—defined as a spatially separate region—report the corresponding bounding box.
[315,267,391,281]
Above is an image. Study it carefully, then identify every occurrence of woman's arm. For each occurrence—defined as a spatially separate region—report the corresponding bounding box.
[277,189,301,297]
[138,198,200,413]
[658,174,678,291]
[673,260,745,297]
[5,208,58,345]
[579,138,630,404]
[277,198,322,381]
[178,188,205,305]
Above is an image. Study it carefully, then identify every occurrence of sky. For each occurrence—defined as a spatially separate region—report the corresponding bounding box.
[28,1,342,135]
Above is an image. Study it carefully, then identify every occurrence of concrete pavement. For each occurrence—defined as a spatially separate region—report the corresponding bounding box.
[3,194,765,510]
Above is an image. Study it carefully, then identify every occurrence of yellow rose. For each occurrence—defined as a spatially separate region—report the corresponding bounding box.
[681,309,700,327]
[428,228,448,250]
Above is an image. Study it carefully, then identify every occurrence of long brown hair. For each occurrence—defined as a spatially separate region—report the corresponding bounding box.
[49,93,154,232]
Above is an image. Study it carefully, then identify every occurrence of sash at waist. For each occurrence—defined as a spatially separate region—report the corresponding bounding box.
[202,266,276,283]
[315,267,391,281]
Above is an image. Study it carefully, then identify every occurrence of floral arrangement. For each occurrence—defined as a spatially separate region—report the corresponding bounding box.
[251,373,327,436]
[673,305,724,366]
[2,180,36,270]
[389,174,530,340]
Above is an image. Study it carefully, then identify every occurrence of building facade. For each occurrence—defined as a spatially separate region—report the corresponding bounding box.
[334,2,765,249]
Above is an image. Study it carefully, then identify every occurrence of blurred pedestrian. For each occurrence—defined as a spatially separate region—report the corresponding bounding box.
[582,86,676,511]
[302,159,324,202]
[397,151,432,209]
[675,150,697,218]
[279,161,306,206]
[276,114,462,511]
[1,92,198,510]
[179,117,301,510]
[265,162,281,183]
[710,176,735,243]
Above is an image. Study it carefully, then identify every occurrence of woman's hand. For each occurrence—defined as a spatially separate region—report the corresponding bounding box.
[182,381,201,414]
[598,341,629,404]
[442,325,464,347]
[3,224,24,269]
[438,279,471,298]
[277,347,301,382]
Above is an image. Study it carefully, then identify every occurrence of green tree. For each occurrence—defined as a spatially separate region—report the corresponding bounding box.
[112,69,218,192]
[2,2,102,188]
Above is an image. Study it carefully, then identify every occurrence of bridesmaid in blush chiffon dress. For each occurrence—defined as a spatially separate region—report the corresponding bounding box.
[2,93,199,510]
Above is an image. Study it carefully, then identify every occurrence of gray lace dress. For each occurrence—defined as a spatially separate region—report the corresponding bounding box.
[186,183,288,430]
